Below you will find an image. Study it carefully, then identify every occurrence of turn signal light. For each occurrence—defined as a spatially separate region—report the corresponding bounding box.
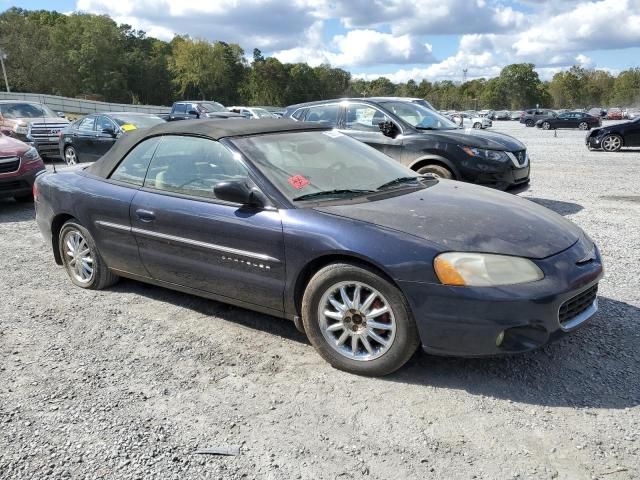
[433,256,466,286]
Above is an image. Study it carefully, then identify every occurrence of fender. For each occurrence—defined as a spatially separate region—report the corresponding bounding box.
[408,154,462,179]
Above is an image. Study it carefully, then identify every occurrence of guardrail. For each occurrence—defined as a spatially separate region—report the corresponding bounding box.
[0,92,170,115]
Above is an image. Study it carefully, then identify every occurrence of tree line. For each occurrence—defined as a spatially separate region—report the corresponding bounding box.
[1,8,639,110]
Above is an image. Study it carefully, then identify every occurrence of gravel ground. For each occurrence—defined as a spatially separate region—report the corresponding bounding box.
[1,121,639,480]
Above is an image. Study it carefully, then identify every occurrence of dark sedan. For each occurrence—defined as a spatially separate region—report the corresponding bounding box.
[35,119,603,376]
[59,112,165,165]
[586,116,640,151]
[284,98,529,190]
[536,111,601,130]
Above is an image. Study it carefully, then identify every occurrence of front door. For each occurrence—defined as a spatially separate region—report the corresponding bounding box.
[339,103,404,161]
[74,116,96,160]
[130,134,286,313]
[93,115,118,158]
[624,121,640,146]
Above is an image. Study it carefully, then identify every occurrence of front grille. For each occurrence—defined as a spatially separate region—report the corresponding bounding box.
[559,284,598,326]
[0,156,20,174]
[28,122,68,140]
[0,180,27,191]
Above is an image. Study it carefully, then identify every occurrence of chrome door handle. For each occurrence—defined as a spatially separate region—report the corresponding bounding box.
[135,209,155,222]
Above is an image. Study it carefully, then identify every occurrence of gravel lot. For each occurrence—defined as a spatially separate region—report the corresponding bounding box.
[1,121,639,480]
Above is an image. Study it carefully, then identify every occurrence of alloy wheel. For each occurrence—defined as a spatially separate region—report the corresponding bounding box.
[579,122,589,130]
[318,281,396,361]
[62,230,94,284]
[64,147,78,165]
[602,135,622,152]
[542,122,550,130]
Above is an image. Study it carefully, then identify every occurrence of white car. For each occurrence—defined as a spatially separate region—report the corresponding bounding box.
[451,112,492,129]
[227,106,276,119]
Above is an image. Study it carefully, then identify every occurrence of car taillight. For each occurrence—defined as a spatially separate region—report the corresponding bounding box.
[33,182,39,202]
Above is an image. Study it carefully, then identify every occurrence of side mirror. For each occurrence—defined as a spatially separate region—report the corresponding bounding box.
[57,112,66,118]
[213,181,267,208]
[378,121,398,138]
[188,110,199,117]
[102,127,117,137]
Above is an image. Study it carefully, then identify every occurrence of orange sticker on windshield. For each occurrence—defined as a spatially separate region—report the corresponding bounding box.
[288,175,310,189]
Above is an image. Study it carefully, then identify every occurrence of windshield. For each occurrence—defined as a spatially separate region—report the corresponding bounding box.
[252,108,275,118]
[380,101,459,130]
[0,102,58,119]
[199,102,226,113]
[113,114,165,129]
[232,131,423,203]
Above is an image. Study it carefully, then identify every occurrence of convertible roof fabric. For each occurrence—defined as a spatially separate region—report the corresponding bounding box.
[86,118,330,178]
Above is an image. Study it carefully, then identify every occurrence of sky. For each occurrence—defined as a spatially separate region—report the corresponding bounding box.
[6,0,640,82]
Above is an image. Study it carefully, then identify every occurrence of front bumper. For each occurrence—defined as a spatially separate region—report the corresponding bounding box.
[399,238,604,357]
[0,163,45,198]
[586,133,604,149]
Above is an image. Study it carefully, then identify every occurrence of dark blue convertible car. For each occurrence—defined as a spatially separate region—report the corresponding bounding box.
[34,119,603,376]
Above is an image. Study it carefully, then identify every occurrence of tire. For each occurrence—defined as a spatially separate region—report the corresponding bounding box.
[525,119,534,127]
[473,122,482,129]
[64,145,79,165]
[578,122,589,130]
[59,220,118,290]
[601,134,623,152]
[416,164,453,179]
[301,263,420,376]
[14,193,34,203]
[542,121,551,130]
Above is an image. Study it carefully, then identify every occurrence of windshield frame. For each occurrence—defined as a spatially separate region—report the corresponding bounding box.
[198,102,227,113]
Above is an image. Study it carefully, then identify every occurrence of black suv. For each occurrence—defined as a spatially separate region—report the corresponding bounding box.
[284,98,529,190]
[520,109,555,127]
[168,101,244,121]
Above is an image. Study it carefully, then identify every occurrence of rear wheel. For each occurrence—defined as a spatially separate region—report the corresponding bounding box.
[64,145,79,165]
[302,263,420,376]
[578,122,589,130]
[59,221,118,289]
[601,134,623,152]
[416,164,453,179]
[525,119,534,127]
[542,121,551,130]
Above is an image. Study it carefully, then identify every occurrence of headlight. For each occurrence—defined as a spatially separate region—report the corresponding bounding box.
[434,252,544,286]
[21,146,40,163]
[14,125,28,135]
[460,146,509,162]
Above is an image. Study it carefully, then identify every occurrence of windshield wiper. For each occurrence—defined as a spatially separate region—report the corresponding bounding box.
[292,189,375,201]
[376,176,422,191]
[415,126,435,130]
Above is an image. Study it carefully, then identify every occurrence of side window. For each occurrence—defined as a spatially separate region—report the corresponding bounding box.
[291,108,307,121]
[173,104,187,114]
[345,105,391,132]
[96,116,114,132]
[144,136,249,200]
[110,137,160,186]
[78,117,96,131]
[304,105,339,127]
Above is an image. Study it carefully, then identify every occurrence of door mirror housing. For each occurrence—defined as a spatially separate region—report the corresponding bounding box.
[102,127,117,137]
[188,110,199,117]
[378,121,399,138]
[57,112,66,118]
[214,181,267,208]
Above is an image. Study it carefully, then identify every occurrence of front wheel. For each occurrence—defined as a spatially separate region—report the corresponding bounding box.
[601,134,622,152]
[473,122,482,129]
[578,122,590,130]
[59,220,118,289]
[542,121,551,130]
[302,263,420,376]
[64,145,79,166]
[416,164,453,179]
[525,119,534,127]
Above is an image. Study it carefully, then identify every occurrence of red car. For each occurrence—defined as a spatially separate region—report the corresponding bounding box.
[0,131,46,202]
[606,108,623,120]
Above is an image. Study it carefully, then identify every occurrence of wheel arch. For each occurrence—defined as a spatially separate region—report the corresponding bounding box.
[408,155,460,179]
[292,253,405,318]
[51,213,77,265]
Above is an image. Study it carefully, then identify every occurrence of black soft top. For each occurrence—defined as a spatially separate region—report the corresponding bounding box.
[86,118,329,178]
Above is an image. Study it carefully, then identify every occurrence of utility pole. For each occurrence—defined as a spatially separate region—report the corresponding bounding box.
[0,49,10,93]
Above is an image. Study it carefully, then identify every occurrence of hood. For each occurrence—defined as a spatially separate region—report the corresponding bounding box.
[13,116,69,125]
[416,128,525,151]
[315,180,582,259]
[204,112,245,119]
[0,134,30,156]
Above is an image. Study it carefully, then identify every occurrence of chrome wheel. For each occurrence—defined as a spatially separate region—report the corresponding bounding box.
[318,281,396,361]
[64,146,78,165]
[62,230,94,284]
[579,122,589,130]
[542,122,550,130]
[602,135,622,152]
